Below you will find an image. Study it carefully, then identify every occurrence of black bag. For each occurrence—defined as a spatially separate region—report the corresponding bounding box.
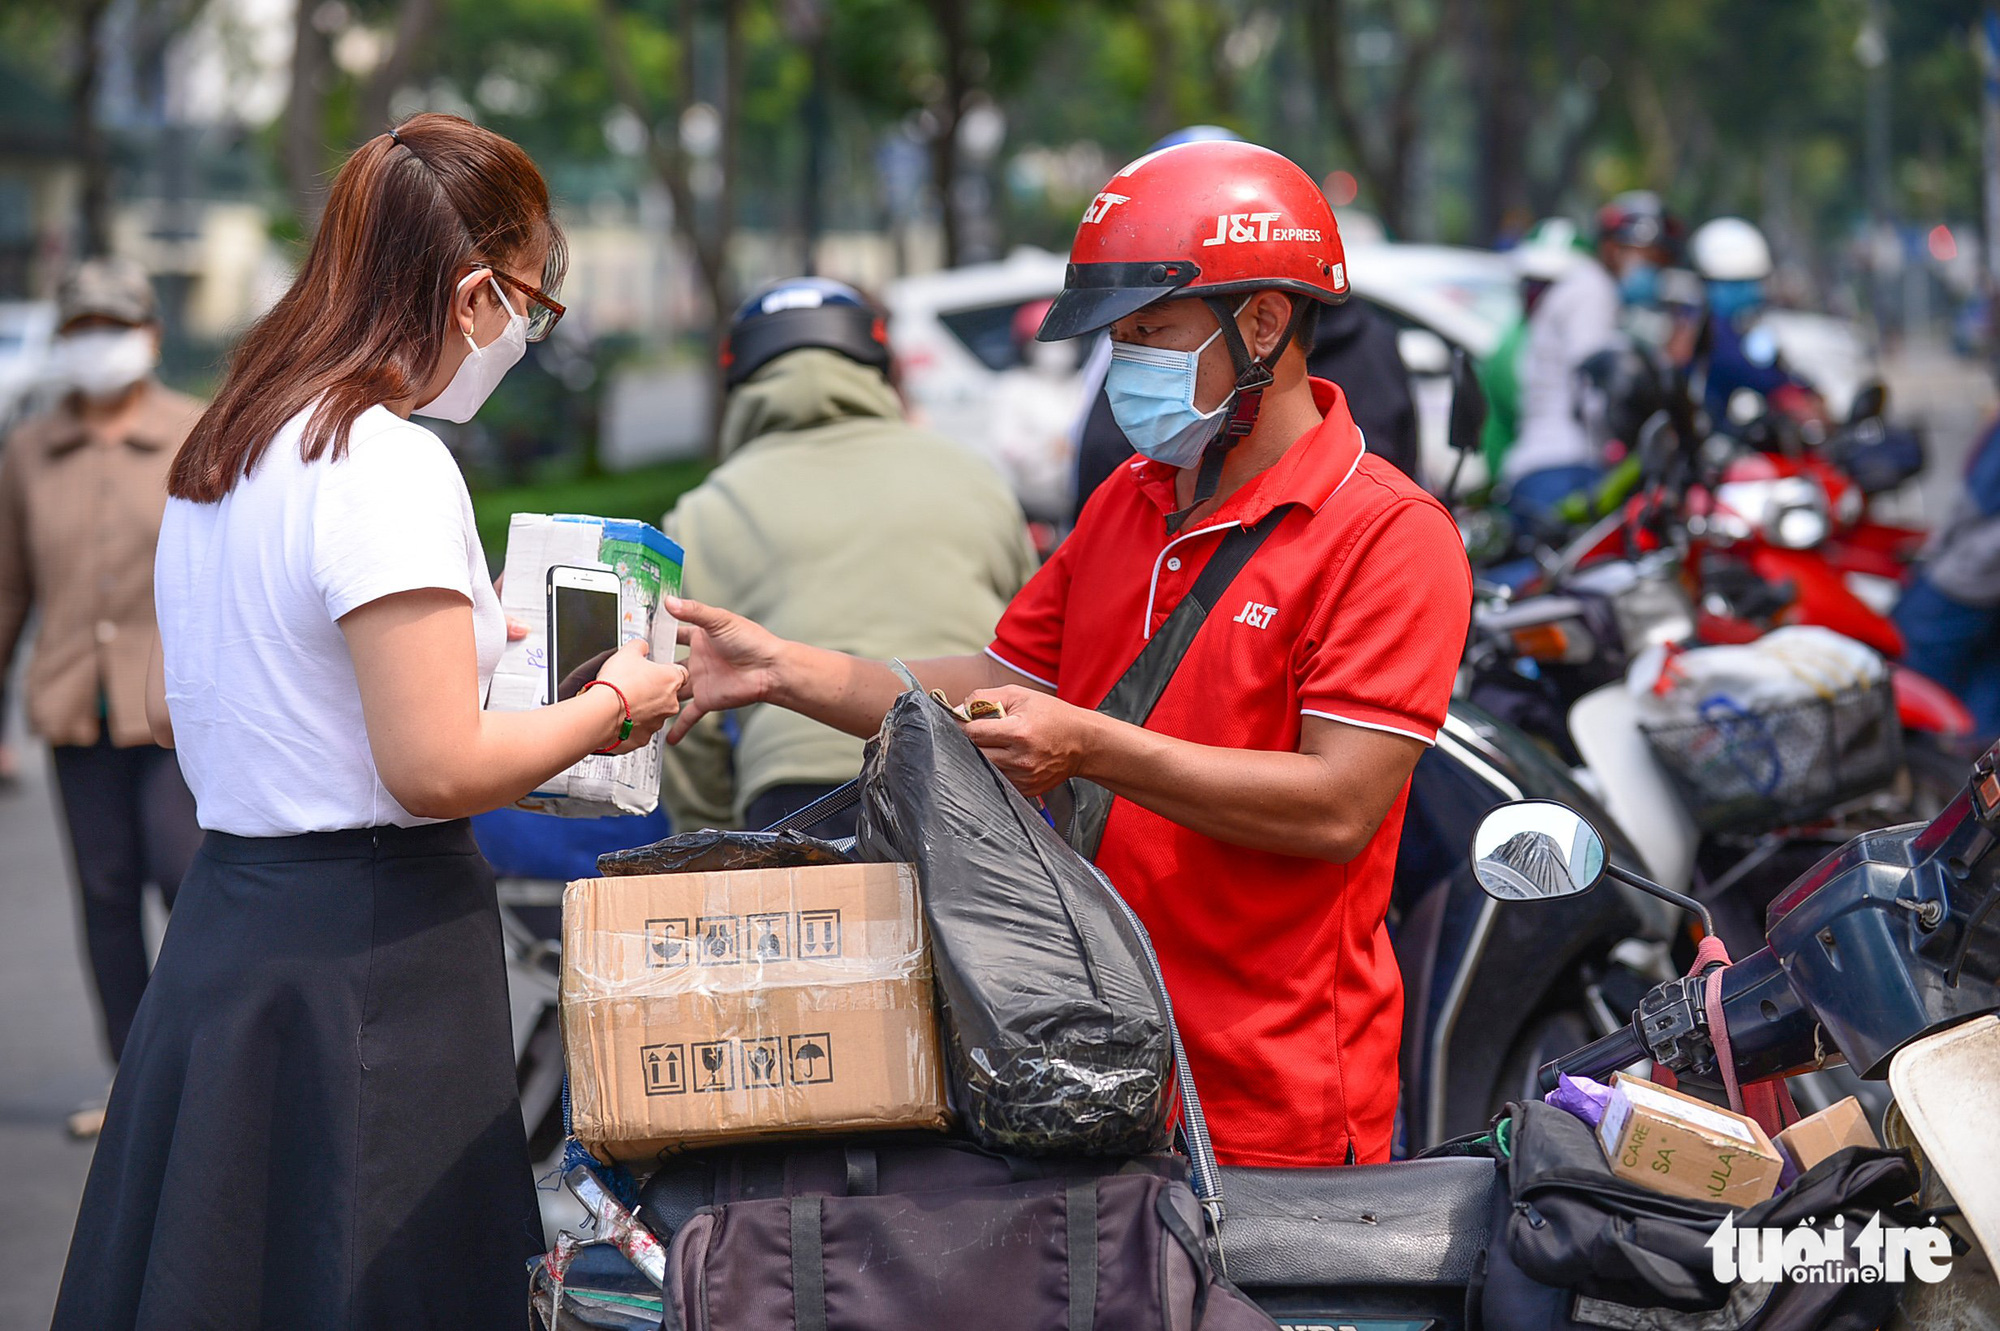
[1482,1100,1924,1331]
[595,828,854,878]
[641,1138,1275,1331]
[854,691,1177,1158]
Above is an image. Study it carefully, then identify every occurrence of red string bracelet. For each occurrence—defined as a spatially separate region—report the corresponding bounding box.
[579,679,633,754]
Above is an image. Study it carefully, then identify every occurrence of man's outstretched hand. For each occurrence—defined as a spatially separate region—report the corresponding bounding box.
[664,596,787,743]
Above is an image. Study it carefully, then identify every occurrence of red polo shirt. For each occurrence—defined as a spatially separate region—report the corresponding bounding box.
[987,379,1471,1166]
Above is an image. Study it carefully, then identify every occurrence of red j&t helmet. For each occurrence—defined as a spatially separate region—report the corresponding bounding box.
[1036,139,1349,343]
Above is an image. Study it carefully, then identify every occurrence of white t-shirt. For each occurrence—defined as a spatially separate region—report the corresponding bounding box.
[155,404,505,836]
[1504,258,1621,482]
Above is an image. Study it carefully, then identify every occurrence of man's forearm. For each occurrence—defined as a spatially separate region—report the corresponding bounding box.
[767,643,1023,740]
[1078,715,1393,863]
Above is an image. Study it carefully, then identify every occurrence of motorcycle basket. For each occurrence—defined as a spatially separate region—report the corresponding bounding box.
[1639,678,1902,833]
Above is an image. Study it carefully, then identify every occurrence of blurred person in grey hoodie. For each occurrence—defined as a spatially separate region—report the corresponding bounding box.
[659,278,1037,834]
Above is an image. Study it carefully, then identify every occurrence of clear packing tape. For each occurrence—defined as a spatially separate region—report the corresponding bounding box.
[561,862,949,1165]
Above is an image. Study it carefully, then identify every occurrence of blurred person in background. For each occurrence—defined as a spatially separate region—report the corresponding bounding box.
[1479,218,1585,484]
[1498,192,1675,530]
[0,258,203,1140]
[658,277,1037,836]
[1686,216,1824,428]
[1896,411,2000,738]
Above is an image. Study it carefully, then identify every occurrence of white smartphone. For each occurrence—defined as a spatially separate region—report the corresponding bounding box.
[546,564,622,704]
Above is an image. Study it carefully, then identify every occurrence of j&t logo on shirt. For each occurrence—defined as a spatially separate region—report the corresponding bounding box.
[1233,600,1277,629]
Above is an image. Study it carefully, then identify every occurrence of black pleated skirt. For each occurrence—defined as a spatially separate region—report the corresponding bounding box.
[52,820,542,1330]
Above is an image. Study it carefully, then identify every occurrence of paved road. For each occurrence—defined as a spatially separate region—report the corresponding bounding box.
[0,730,108,1327]
[1882,342,1996,519]
[0,345,1990,1329]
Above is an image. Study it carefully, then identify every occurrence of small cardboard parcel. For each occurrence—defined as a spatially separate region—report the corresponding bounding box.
[562,862,949,1163]
[488,512,682,817]
[1775,1095,1879,1173]
[1597,1072,1785,1207]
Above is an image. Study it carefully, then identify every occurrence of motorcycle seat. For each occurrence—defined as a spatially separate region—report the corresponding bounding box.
[1218,1157,1498,1290]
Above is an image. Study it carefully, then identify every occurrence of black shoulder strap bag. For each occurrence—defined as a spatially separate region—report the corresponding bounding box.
[763,512,1287,853]
[1047,513,1285,859]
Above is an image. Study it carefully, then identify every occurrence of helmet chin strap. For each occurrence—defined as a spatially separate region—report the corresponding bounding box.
[1163,294,1311,533]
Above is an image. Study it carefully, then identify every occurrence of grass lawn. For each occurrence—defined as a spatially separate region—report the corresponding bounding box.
[470,458,711,567]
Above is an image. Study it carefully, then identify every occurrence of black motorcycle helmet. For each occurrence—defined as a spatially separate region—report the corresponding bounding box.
[1575,342,1669,451]
[721,277,891,389]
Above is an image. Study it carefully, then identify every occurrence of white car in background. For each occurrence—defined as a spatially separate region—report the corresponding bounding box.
[885,244,1520,504]
[0,301,58,436]
[883,249,1085,520]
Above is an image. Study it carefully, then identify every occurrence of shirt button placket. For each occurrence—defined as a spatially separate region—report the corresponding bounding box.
[1154,549,1185,633]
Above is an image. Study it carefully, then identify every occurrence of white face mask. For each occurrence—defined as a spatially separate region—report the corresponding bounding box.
[47,327,157,401]
[414,273,528,423]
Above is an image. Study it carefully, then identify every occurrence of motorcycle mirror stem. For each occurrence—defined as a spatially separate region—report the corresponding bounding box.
[1601,861,1717,942]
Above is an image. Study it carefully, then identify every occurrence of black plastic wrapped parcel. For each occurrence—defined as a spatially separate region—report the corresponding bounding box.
[854,692,1175,1156]
[595,828,855,877]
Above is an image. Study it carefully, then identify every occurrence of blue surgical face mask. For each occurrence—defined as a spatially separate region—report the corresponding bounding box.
[1706,278,1765,321]
[1104,301,1248,468]
[1617,260,1660,308]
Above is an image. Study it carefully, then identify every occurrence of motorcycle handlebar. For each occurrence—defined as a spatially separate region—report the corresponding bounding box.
[1537,951,1822,1097]
[1536,1024,1648,1094]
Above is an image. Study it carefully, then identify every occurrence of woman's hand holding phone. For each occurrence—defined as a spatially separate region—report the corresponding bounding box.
[588,639,686,754]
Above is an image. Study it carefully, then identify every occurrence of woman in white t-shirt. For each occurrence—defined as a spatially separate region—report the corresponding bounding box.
[52,114,683,1330]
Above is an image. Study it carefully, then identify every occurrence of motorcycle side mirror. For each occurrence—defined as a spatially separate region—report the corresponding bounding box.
[1849,381,1888,424]
[1398,327,1451,376]
[1634,410,1679,476]
[1470,799,1607,901]
[1447,346,1487,455]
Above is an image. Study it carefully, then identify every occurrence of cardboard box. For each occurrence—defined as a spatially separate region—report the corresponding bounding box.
[1775,1096,1879,1173]
[562,862,949,1163]
[488,513,683,816]
[1597,1073,1785,1208]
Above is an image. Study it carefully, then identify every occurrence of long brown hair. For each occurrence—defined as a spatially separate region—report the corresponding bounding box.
[169,114,567,501]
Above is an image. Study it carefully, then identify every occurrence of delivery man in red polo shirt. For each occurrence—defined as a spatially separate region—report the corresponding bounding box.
[665,140,1473,1167]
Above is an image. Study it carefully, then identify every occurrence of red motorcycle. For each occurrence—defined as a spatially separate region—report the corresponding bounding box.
[1553,414,1975,747]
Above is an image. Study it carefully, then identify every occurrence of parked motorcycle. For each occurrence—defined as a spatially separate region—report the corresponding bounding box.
[1490,762,1999,1313]
[1393,699,1685,1147]
[1227,747,2000,1326]
[1552,386,1971,742]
